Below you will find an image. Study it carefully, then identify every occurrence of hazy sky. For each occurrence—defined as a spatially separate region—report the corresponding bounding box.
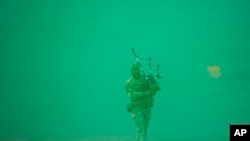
[1,0,250,141]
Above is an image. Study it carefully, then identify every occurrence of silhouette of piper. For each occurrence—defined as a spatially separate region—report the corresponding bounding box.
[125,48,161,141]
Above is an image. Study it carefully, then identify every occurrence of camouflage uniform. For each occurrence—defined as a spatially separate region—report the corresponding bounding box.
[125,64,160,141]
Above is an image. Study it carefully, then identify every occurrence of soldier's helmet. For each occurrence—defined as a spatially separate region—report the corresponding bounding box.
[130,64,140,71]
[130,64,141,79]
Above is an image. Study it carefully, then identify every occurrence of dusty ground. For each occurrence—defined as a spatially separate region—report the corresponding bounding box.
[0,137,157,141]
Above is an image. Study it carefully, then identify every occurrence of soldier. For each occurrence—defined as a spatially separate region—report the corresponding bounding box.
[125,64,160,141]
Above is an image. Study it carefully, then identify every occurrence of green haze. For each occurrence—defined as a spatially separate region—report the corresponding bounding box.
[1,0,250,141]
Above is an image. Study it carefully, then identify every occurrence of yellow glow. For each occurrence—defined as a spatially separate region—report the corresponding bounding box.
[207,66,221,79]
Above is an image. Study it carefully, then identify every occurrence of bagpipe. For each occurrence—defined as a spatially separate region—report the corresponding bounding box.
[131,48,161,86]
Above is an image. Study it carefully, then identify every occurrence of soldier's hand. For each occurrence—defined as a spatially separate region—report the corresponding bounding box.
[144,89,156,96]
[150,84,160,91]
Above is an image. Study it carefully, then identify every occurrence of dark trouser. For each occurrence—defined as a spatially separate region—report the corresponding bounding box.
[131,108,151,141]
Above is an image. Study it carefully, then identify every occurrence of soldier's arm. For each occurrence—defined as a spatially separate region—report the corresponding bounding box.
[149,79,161,90]
[144,82,161,96]
[125,80,144,100]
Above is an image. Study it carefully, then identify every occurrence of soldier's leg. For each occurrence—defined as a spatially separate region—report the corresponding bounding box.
[132,110,146,141]
[143,109,151,140]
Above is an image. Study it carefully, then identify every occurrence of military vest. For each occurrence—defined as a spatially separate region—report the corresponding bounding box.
[130,78,154,108]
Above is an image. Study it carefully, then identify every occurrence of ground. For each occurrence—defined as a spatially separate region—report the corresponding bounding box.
[0,137,157,141]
